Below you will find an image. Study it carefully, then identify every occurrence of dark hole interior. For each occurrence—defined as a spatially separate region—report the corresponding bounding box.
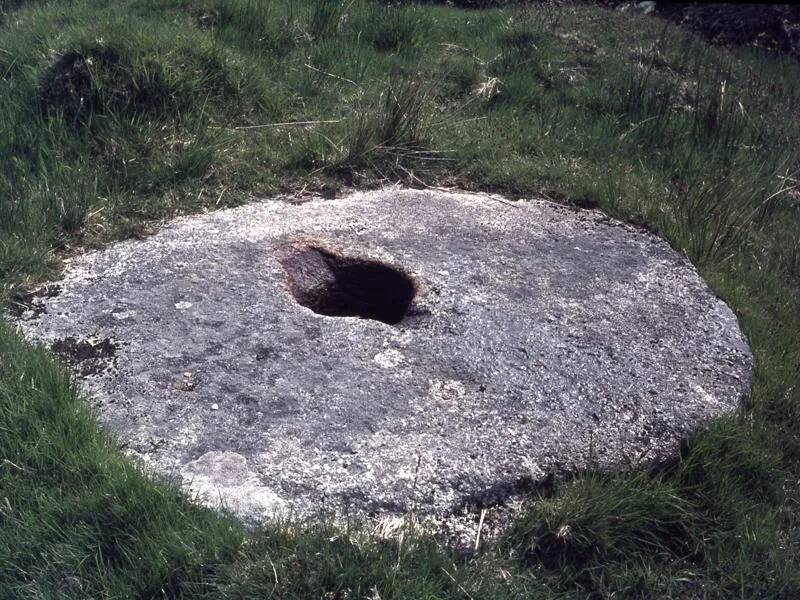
[279,246,416,325]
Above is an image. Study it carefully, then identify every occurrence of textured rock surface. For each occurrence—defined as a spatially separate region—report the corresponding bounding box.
[18,188,752,523]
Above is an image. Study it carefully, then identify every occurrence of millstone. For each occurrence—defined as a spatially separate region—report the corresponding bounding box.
[17,188,752,522]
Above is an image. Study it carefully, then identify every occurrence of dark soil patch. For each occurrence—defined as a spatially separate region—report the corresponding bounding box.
[7,285,61,319]
[39,52,95,122]
[655,3,800,61]
[51,336,118,376]
[39,47,172,125]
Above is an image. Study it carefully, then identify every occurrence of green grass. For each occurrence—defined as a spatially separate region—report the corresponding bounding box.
[1,0,800,597]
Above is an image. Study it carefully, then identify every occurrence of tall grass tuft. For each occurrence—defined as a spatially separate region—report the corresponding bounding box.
[353,3,429,53]
[339,75,435,172]
[505,474,699,569]
[671,158,793,264]
[307,0,345,40]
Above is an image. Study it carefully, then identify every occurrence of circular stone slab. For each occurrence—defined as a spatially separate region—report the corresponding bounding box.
[18,188,752,521]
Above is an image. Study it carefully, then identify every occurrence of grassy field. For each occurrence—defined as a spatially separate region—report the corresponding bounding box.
[1,0,799,597]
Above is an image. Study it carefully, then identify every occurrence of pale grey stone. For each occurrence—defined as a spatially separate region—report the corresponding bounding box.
[18,187,752,526]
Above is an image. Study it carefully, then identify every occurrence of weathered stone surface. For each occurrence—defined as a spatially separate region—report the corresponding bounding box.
[18,188,752,523]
